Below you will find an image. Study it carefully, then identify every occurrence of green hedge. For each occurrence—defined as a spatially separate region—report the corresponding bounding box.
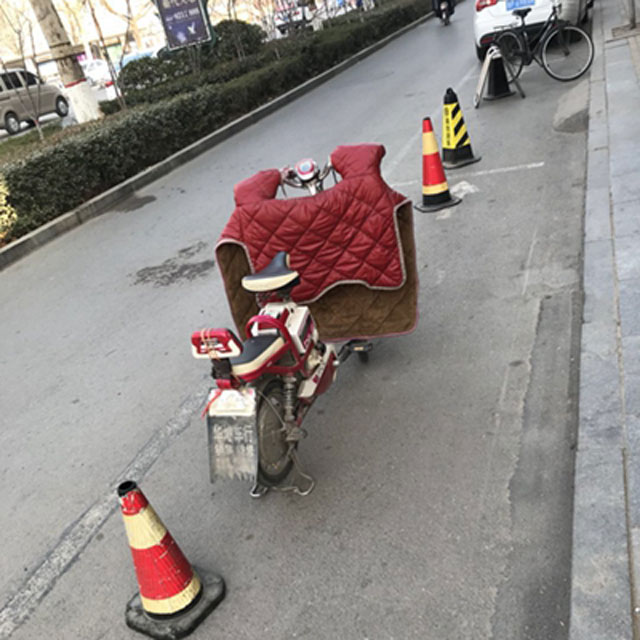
[0,0,431,245]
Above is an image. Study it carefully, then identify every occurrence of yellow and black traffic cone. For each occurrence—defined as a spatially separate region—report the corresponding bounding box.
[442,88,481,169]
[414,116,460,213]
[118,481,225,639]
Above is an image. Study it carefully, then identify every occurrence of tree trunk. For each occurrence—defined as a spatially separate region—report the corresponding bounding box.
[28,0,101,123]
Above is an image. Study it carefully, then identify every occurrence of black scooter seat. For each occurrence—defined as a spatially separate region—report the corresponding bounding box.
[230,334,285,377]
[242,251,300,294]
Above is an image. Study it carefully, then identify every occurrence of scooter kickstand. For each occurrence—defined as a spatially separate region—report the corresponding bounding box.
[288,448,316,496]
[249,483,269,499]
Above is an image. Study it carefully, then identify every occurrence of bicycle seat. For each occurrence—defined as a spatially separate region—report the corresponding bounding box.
[242,251,300,293]
[512,7,531,18]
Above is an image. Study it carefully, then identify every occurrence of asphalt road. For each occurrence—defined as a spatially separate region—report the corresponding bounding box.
[0,3,588,638]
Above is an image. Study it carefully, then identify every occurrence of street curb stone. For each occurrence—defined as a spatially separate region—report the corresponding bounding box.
[569,0,640,636]
[0,9,435,272]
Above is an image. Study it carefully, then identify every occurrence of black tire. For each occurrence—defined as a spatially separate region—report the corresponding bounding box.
[541,25,594,81]
[256,381,293,486]
[495,30,525,80]
[55,96,69,117]
[476,45,487,61]
[4,112,20,136]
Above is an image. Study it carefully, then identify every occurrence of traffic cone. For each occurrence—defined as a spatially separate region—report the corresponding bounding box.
[442,88,481,169]
[486,50,515,100]
[118,481,225,639]
[414,117,460,213]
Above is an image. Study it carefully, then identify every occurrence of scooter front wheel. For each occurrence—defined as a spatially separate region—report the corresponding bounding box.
[257,381,293,486]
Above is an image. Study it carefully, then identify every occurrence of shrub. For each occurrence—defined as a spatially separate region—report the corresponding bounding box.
[214,20,267,61]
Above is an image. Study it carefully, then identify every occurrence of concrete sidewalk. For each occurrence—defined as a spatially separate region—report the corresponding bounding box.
[570,0,640,637]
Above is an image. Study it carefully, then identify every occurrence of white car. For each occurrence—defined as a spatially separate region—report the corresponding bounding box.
[80,59,113,87]
[473,0,589,60]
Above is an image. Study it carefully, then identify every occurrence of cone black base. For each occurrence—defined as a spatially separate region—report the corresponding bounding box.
[484,90,515,101]
[443,154,482,170]
[125,569,225,640]
[486,56,515,100]
[414,195,461,213]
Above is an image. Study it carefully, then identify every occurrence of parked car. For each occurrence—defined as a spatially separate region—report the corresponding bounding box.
[474,0,589,60]
[274,0,314,33]
[80,59,113,88]
[0,69,69,135]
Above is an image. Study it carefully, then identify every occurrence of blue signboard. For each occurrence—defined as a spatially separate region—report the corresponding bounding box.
[156,0,212,50]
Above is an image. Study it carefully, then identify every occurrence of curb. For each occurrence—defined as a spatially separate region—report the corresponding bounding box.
[0,9,435,272]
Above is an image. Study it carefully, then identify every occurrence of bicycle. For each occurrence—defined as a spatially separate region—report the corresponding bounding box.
[495,2,594,82]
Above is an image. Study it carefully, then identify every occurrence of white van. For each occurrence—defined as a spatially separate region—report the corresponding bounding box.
[0,69,69,135]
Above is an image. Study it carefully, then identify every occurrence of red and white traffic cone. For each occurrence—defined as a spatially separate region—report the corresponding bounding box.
[414,116,461,213]
[118,481,224,639]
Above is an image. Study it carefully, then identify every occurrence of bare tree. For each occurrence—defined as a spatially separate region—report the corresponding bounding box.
[0,2,47,140]
[28,0,101,122]
[0,1,25,59]
[96,0,152,50]
[57,0,86,43]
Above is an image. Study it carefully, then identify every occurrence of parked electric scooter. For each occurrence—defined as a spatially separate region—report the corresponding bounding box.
[191,159,371,498]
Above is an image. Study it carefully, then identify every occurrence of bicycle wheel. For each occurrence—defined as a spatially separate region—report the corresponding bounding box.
[495,30,525,81]
[541,25,594,81]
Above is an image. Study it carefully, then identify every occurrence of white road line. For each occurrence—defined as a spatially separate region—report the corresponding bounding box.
[464,161,545,177]
[391,161,545,189]
[522,227,538,296]
[0,387,209,639]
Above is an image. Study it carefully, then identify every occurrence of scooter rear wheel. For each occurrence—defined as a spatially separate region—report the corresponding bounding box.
[257,381,293,485]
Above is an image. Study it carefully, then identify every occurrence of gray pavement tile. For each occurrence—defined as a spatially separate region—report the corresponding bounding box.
[619,277,640,337]
[615,236,640,281]
[570,445,632,640]
[587,148,610,190]
[588,79,607,149]
[625,415,640,528]
[583,239,616,324]
[585,185,611,242]
[610,143,640,178]
[582,320,618,359]
[591,47,605,82]
[623,335,640,375]
[623,336,640,417]
[579,351,623,443]
[580,409,624,448]
[606,39,634,65]
[608,135,639,159]
[630,528,640,622]
[611,173,640,207]
[583,285,617,327]
[607,91,640,121]
[614,199,640,238]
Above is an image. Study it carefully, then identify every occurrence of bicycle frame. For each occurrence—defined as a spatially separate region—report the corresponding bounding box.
[505,3,566,65]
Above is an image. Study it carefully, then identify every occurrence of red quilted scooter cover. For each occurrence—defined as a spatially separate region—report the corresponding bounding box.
[216,144,411,303]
